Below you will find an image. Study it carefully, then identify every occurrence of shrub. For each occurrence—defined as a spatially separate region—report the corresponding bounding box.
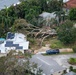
[69,66,73,71]
[50,39,64,49]
[68,58,76,65]
[73,69,76,73]
[27,38,36,45]
[57,20,76,44]
[73,46,76,53]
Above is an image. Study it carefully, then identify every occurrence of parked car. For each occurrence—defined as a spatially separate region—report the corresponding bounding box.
[46,49,60,54]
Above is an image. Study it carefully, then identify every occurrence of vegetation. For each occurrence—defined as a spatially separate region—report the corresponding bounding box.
[69,8,76,20]
[72,46,76,53]
[0,50,43,75]
[57,20,76,44]
[50,39,65,49]
[0,0,76,50]
[68,58,76,65]
[69,66,76,73]
[0,0,65,36]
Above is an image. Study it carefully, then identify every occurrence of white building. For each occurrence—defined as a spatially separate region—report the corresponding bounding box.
[0,32,29,53]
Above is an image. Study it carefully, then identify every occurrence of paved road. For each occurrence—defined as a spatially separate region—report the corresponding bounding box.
[0,0,19,10]
[30,54,65,75]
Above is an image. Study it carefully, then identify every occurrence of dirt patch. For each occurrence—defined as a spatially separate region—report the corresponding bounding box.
[34,44,50,54]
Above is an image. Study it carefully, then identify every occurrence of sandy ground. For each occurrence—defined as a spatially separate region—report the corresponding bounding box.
[34,44,73,54]
[34,44,50,54]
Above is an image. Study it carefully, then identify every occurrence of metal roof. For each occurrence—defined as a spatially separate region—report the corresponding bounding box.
[7,32,15,39]
[5,41,23,49]
[16,46,23,49]
[5,41,13,47]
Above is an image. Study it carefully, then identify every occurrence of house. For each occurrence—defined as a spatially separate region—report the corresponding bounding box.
[63,0,76,14]
[0,32,29,53]
[64,71,76,75]
[64,0,76,9]
[39,12,57,27]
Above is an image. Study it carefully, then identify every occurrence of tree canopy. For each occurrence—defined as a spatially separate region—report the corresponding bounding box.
[69,8,76,20]
[57,20,76,44]
[0,50,43,75]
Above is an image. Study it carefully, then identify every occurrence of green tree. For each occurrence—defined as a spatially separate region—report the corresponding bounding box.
[0,50,43,75]
[57,20,76,44]
[69,8,76,20]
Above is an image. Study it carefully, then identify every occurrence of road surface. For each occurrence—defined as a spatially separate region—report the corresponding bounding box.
[30,54,65,75]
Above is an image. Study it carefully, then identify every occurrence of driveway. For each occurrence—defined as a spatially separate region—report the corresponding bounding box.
[30,53,76,75]
[51,54,76,69]
[30,54,65,75]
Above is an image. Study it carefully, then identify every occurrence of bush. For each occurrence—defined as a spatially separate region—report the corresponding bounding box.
[68,58,76,65]
[69,66,73,71]
[57,20,76,44]
[73,46,76,53]
[73,69,76,73]
[50,39,64,49]
[27,38,36,45]
[69,8,76,20]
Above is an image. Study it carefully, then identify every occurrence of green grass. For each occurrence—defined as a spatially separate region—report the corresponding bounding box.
[49,38,76,49]
[73,69,76,73]
[50,39,66,49]
[68,58,76,65]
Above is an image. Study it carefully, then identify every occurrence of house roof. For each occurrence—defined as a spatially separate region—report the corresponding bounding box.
[64,0,76,9]
[0,0,20,10]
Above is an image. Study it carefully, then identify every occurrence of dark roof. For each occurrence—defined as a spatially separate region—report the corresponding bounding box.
[5,41,13,47]
[5,41,23,49]
[7,32,15,39]
[16,46,23,49]
[12,44,19,47]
